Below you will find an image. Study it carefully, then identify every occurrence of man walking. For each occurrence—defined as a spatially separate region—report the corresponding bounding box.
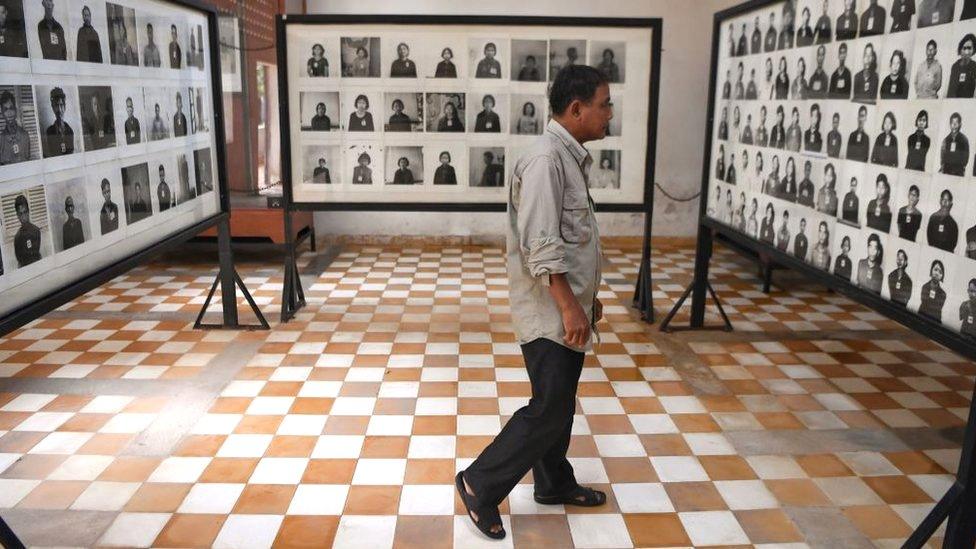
[456,65,610,539]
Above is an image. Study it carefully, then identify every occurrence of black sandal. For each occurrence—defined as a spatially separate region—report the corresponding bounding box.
[534,485,607,507]
[455,471,506,539]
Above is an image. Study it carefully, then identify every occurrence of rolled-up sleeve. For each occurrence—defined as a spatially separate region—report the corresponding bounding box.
[516,155,566,285]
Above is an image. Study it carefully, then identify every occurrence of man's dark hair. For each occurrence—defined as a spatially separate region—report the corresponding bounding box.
[549,65,608,116]
[0,91,14,108]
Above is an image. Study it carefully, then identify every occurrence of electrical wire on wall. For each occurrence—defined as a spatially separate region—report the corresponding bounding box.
[654,182,700,202]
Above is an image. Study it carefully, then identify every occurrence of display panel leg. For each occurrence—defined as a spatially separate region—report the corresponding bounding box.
[280,208,307,323]
[903,378,976,548]
[660,225,732,333]
[632,211,655,323]
[0,515,25,549]
[194,217,270,330]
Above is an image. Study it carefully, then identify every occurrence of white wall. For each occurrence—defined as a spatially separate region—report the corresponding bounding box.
[301,0,740,238]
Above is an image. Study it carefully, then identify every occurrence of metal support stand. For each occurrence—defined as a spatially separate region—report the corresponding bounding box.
[902,378,976,549]
[632,210,655,323]
[194,217,269,330]
[0,516,25,549]
[280,207,306,323]
[660,225,732,333]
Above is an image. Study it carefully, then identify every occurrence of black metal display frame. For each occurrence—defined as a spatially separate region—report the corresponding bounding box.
[275,14,663,322]
[669,1,976,547]
[0,0,268,341]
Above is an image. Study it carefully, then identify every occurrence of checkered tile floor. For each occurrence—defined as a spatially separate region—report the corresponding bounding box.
[0,240,969,547]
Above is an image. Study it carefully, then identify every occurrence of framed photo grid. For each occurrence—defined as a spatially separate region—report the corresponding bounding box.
[0,0,223,320]
[278,15,661,211]
[703,0,976,341]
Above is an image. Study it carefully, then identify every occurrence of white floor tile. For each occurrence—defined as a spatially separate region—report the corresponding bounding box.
[98,512,171,547]
[651,456,709,482]
[612,482,674,513]
[213,514,283,549]
[398,484,455,515]
[351,458,406,485]
[679,510,750,546]
[178,483,245,514]
[334,515,398,549]
[287,484,349,515]
[566,513,634,548]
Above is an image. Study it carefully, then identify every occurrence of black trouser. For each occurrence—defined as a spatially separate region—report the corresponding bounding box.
[463,337,584,507]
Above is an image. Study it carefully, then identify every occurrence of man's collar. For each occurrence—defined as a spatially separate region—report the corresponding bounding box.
[546,119,589,166]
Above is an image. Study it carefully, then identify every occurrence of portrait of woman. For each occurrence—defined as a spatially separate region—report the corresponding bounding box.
[880,50,909,98]
[871,111,899,167]
[853,43,879,102]
[770,105,786,148]
[390,42,417,77]
[387,99,411,132]
[834,235,853,281]
[433,151,457,185]
[778,156,797,202]
[435,47,457,77]
[515,101,540,135]
[906,110,931,171]
[590,154,618,189]
[475,95,500,133]
[596,48,620,83]
[919,259,947,321]
[804,103,823,153]
[775,56,790,99]
[888,249,912,307]
[785,106,802,152]
[349,46,369,76]
[392,157,415,184]
[438,101,464,132]
[791,57,808,99]
[307,43,328,77]
[759,202,776,244]
[927,189,959,252]
[817,163,839,216]
[746,198,759,239]
[811,221,831,270]
[897,184,922,241]
[948,33,976,98]
[866,174,892,231]
[347,94,374,131]
[352,152,372,184]
[856,233,884,294]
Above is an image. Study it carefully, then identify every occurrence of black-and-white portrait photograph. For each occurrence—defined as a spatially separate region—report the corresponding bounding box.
[342,90,377,132]
[301,144,339,184]
[171,89,188,137]
[166,18,186,69]
[607,95,622,137]
[469,92,507,134]
[469,146,505,187]
[383,92,422,132]
[915,249,955,323]
[0,85,41,167]
[121,161,152,224]
[105,2,138,66]
[45,175,90,252]
[149,155,177,212]
[193,146,213,195]
[589,149,621,190]
[139,16,164,68]
[0,0,30,59]
[879,32,914,99]
[469,38,505,79]
[70,2,107,64]
[340,36,380,77]
[881,242,919,308]
[548,39,585,80]
[1,185,52,270]
[509,94,545,136]
[924,180,964,253]
[176,151,194,202]
[424,143,464,186]
[510,39,546,82]
[298,37,335,78]
[143,87,172,141]
[387,40,418,78]
[384,145,423,185]
[78,85,115,151]
[190,87,207,134]
[893,173,928,243]
[936,104,972,177]
[426,92,465,133]
[113,86,144,147]
[187,21,204,70]
[589,40,625,83]
[88,164,123,236]
[299,91,339,132]
[35,83,79,158]
[854,231,887,294]
[344,143,380,185]
[422,39,464,78]
[27,0,70,61]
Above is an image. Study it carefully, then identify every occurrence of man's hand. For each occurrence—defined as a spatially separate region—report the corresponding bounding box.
[594,297,603,323]
[549,273,590,347]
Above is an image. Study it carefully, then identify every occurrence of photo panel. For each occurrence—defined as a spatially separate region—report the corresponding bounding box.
[344,143,382,186]
[422,37,465,79]
[137,11,168,69]
[383,92,423,133]
[340,36,380,77]
[386,38,420,78]
[44,171,91,255]
[25,0,73,71]
[772,196,800,253]
[892,169,930,243]
[192,146,214,196]
[903,101,940,172]
[749,146,770,194]
[69,0,109,69]
[881,238,921,308]
[790,208,820,262]
[297,36,336,78]
[838,158,868,227]
[937,99,976,176]
[78,84,116,153]
[120,160,152,226]
[507,94,544,136]
[143,85,172,142]
[803,100,828,155]
[851,229,890,295]
[299,91,340,132]
[870,99,911,168]
[816,158,841,216]
[384,145,423,185]
[589,40,625,83]
[831,221,862,282]
[923,174,968,253]
[719,183,737,226]
[796,154,821,208]
[468,92,507,134]
[469,146,505,188]
[105,1,139,67]
[912,246,957,323]
[165,16,188,70]
[0,0,31,72]
[909,24,955,99]
[113,85,146,150]
[1,182,53,283]
[862,162,899,234]
[342,90,379,132]
[807,211,837,271]
[34,82,81,164]
[879,29,914,98]
[944,23,976,99]
[424,143,465,186]
[301,144,339,184]
[510,39,546,82]
[85,159,124,239]
[947,256,976,336]
[172,87,189,138]
[548,39,585,81]
[148,152,178,212]
[425,92,465,133]
[743,192,762,240]
[469,37,507,79]
[589,149,622,190]
[0,84,42,179]
[175,149,195,202]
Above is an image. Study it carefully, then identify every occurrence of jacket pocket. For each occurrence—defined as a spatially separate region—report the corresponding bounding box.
[560,207,592,244]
